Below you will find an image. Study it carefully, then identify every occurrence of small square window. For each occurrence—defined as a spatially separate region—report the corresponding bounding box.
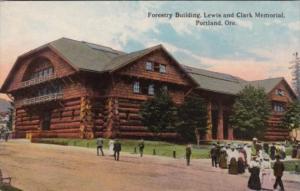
[48,68,53,75]
[145,62,153,71]
[133,81,140,93]
[162,85,168,92]
[148,84,155,95]
[159,64,166,73]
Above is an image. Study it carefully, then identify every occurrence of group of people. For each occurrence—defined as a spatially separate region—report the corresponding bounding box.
[96,138,145,161]
[0,128,10,142]
[208,138,289,191]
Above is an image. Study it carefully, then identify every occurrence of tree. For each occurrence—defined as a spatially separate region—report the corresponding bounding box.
[140,89,177,139]
[280,100,300,140]
[229,85,271,139]
[177,95,207,144]
[6,101,13,131]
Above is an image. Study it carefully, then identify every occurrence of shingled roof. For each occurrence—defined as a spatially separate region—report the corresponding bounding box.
[183,66,293,96]
[1,38,293,97]
[48,38,164,73]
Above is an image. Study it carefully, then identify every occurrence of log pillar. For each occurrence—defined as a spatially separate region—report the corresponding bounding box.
[205,99,212,140]
[104,98,119,138]
[80,96,94,139]
[217,101,224,140]
[228,126,234,140]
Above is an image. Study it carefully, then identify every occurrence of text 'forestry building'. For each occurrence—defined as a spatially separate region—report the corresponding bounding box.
[0,38,297,141]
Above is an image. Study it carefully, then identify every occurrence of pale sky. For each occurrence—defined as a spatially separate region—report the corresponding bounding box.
[0,1,300,100]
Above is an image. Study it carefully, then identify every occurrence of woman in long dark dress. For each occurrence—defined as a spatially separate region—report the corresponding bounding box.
[228,158,238,175]
[219,148,227,169]
[248,158,261,190]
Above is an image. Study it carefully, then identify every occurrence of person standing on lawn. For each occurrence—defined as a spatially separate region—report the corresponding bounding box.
[113,139,122,161]
[96,137,104,156]
[138,139,145,157]
[185,143,192,166]
[273,155,285,191]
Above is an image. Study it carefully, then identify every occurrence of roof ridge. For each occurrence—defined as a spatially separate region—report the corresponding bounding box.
[183,65,245,83]
[249,77,284,82]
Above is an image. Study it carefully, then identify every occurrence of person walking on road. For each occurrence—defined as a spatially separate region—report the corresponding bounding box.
[273,155,285,191]
[113,139,122,161]
[210,144,218,167]
[186,144,192,166]
[96,137,104,156]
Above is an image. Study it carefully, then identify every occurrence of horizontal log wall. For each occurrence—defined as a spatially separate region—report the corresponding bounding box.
[115,97,178,139]
[118,49,191,86]
[14,97,83,138]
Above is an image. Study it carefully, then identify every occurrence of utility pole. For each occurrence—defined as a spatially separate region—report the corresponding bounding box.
[290,52,300,99]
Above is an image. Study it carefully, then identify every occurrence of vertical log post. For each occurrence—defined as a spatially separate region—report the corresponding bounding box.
[217,101,224,140]
[205,99,212,140]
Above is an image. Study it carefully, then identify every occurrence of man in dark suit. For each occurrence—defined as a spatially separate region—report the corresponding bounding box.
[113,139,122,161]
[273,155,285,191]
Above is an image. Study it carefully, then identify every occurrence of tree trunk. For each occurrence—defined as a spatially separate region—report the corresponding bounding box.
[195,128,200,146]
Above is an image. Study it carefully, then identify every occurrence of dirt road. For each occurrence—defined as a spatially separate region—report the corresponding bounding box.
[0,140,299,191]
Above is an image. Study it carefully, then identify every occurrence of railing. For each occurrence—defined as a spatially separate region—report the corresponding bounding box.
[20,92,63,107]
[21,73,57,88]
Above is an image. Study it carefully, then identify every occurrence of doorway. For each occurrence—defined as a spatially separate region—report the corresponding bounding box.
[41,110,51,130]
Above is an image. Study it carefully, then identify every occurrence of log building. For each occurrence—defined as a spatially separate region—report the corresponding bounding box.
[0,38,297,140]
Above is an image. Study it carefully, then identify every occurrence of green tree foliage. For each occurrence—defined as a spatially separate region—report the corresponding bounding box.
[281,101,300,139]
[140,89,177,138]
[6,101,13,131]
[177,95,207,143]
[229,85,271,139]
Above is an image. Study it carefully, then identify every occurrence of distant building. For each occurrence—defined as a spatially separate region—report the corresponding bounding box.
[0,38,297,140]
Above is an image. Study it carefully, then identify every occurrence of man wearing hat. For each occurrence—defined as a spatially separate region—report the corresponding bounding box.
[113,139,122,161]
[273,155,285,191]
[210,144,218,167]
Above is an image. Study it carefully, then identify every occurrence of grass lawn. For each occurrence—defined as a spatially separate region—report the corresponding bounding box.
[31,138,296,160]
[271,160,300,172]
[33,138,211,159]
[0,184,22,191]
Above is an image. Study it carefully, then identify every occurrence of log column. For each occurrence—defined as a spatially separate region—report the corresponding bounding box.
[104,97,119,138]
[228,126,234,140]
[217,101,224,140]
[80,96,94,139]
[205,99,212,140]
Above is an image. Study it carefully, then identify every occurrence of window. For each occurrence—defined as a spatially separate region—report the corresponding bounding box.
[275,89,285,96]
[159,64,166,73]
[48,67,53,75]
[162,85,168,92]
[273,103,285,113]
[148,84,155,95]
[145,61,153,71]
[133,81,140,93]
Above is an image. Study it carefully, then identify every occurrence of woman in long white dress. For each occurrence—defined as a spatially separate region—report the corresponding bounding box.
[260,156,273,190]
[108,139,115,156]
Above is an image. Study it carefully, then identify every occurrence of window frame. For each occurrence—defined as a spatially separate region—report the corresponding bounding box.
[145,61,154,71]
[159,64,166,73]
[133,81,140,93]
[148,84,155,95]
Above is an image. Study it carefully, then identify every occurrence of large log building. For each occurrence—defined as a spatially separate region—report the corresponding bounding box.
[0,38,297,140]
